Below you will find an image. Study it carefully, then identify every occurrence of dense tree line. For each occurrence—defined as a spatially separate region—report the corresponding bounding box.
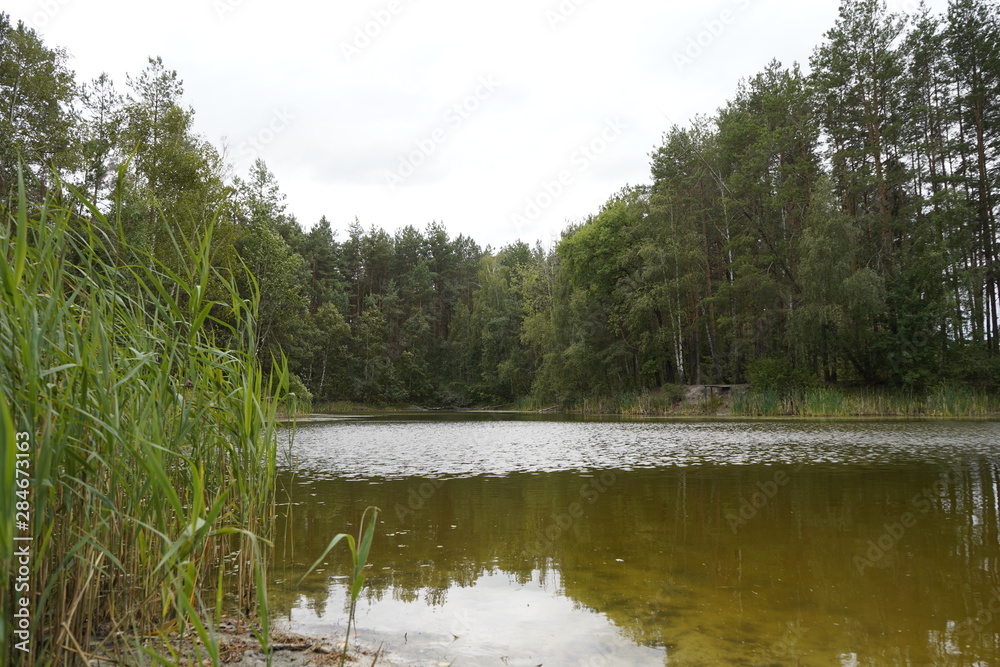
[3,0,998,407]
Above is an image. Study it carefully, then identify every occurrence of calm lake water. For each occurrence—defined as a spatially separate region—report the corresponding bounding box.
[269,414,1000,666]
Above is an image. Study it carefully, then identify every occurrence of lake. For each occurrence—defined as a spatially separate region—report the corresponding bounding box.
[269,414,1000,666]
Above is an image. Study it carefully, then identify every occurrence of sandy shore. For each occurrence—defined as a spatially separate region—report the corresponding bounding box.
[89,620,418,667]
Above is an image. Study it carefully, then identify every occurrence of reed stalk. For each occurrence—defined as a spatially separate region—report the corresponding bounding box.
[730,385,999,417]
[1,172,287,665]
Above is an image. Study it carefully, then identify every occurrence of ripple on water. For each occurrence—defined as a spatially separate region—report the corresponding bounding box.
[271,416,1000,666]
[281,416,1000,479]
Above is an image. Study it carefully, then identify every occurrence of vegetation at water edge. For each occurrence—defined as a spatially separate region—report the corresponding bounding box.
[0,175,289,663]
[3,2,999,415]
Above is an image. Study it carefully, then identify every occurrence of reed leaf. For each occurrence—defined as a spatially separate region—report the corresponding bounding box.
[1,174,284,664]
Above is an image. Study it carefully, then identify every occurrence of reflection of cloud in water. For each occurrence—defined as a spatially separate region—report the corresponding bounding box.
[282,569,665,667]
[270,417,1000,665]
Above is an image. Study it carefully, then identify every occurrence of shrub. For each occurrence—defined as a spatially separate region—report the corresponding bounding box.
[746,356,810,390]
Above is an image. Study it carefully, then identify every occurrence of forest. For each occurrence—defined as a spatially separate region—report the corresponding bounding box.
[3,0,999,410]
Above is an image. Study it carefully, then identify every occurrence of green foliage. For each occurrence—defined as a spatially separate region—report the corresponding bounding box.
[0,14,78,196]
[731,385,1000,417]
[3,0,999,421]
[0,179,282,663]
[745,357,810,390]
[286,373,313,414]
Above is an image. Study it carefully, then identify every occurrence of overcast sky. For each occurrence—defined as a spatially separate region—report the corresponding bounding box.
[8,0,947,250]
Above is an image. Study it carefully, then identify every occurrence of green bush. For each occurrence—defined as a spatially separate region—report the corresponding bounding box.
[746,356,810,390]
[286,372,314,413]
[661,383,685,404]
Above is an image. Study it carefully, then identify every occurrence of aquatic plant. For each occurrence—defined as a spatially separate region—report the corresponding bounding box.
[300,506,380,667]
[0,171,287,664]
[728,384,999,418]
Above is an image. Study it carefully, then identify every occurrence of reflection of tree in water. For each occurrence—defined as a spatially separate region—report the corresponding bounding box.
[271,460,1000,664]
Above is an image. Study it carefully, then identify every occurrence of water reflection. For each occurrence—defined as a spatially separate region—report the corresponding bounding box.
[271,418,1000,665]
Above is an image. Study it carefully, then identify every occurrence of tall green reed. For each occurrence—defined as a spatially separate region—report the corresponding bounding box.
[1,172,287,665]
[730,385,998,417]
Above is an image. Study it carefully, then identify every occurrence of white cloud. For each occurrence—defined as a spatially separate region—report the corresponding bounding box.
[6,0,951,249]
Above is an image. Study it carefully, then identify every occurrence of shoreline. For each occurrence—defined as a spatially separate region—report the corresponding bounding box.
[91,620,412,667]
[285,404,1000,422]
[282,410,1000,423]
[289,384,1000,421]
